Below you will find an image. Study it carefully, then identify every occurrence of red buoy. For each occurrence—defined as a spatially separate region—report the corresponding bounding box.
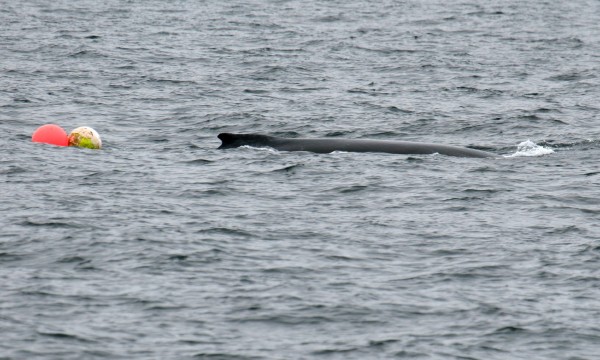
[32,124,69,147]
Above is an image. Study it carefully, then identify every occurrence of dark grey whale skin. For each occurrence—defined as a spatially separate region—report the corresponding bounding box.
[218,133,495,158]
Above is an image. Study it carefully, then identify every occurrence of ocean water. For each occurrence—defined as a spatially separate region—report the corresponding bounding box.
[1,0,600,359]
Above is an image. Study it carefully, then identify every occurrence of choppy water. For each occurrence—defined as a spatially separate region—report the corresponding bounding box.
[2,1,600,359]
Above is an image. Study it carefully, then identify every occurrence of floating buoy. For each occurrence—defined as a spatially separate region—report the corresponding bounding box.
[31,124,69,147]
[68,126,102,149]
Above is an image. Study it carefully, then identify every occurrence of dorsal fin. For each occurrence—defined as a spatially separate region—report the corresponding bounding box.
[217,133,274,149]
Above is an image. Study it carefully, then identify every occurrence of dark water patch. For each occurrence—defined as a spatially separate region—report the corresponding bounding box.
[392,350,429,358]
[354,101,415,114]
[187,143,203,149]
[167,254,188,261]
[312,346,359,355]
[0,165,28,174]
[405,156,425,163]
[150,31,180,36]
[353,45,418,54]
[536,139,599,152]
[67,49,107,59]
[461,188,504,195]
[467,166,507,173]
[243,89,269,94]
[429,248,473,258]
[56,256,89,264]
[143,304,188,312]
[193,353,262,359]
[467,10,506,16]
[184,158,214,165]
[177,188,230,197]
[163,250,224,265]
[453,86,505,98]
[579,245,600,254]
[517,114,542,121]
[361,130,408,138]
[534,107,559,114]
[0,252,25,262]
[280,86,329,93]
[443,264,513,280]
[528,36,584,49]
[545,70,596,82]
[579,208,600,215]
[368,338,400,347]
[147,136,170,143]
[324,254,360,262]
[347,87,378,95]
[261,265,316,275]
[313,14,346,23]
[443,196,486,202]
[114,64,136,70]
[19,219,86,229]
[197,227,254,238]
[108,83,133,89]
[544,118,569,125]
[544,225,587,236]
[148,78,199,85]
[490,326,527,335]
[235,313,334,326]
[386,105,414,113]
[37,331,95,343]
[335,185,369,193]
[12,97,32,103]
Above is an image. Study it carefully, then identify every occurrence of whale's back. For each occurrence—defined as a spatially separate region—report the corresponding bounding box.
[217,133,495,158]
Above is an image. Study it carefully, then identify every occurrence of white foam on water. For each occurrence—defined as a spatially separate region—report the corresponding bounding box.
[504,140,555,158]
[240,145,279,154]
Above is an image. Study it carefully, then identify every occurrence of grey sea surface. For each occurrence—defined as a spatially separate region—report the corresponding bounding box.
[2,0,600,359]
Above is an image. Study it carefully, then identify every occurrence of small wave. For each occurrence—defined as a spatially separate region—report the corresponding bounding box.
[504,140,554,157]
[270,164,303,173]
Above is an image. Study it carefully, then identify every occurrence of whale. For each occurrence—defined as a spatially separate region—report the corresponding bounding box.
[218,133,495,158]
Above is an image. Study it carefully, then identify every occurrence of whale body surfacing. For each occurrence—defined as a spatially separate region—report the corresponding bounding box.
[218,133,495,158]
